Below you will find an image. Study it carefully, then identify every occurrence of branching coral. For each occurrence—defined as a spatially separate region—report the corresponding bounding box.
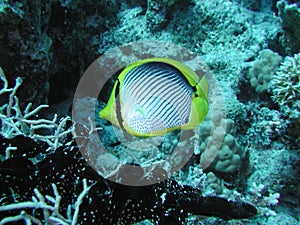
[0,67,73,153]
[0,179,93,225]
[247,182,280,217]
[270,53,300,144]
[270,53,300,111]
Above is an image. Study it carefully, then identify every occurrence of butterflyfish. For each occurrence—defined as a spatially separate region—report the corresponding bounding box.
[99,58,208,137]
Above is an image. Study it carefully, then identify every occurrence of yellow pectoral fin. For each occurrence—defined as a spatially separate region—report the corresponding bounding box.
[182,97,208,130]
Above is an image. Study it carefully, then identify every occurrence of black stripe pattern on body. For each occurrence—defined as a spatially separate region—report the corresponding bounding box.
[121,62,193,134]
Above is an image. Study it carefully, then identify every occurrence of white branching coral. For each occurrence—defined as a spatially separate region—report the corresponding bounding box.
[0,179,94,225]
[0,67,74,153]
[248,182,280,217]
[204,175,280,218]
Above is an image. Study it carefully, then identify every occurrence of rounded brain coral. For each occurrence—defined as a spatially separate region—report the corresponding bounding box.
[199,117,245,173]
[249,49,282,93]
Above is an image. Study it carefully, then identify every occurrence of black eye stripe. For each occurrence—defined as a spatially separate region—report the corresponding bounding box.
[114,79,125,130]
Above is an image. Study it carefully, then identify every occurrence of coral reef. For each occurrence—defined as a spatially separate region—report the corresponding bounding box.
[277,0,300,54]
[1,0,300,224]
[0,152,257,224]
[245,106,286,148]
[0,63,257,224]
[0,1,52,106]
[0,0,120,106]
[0,178,91,225]
[145,0,175,31]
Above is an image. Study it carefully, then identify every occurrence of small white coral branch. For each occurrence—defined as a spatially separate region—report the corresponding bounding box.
[0,210,43,225]
[249,182,265,198]
[31,116,74,152]
[6,77,22,117]
[0,179,93,225]
[263,192,280,206]
[4,145,17,159]
[0,67,13,95]
[71,179,93,225]
[247,182,280,217]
